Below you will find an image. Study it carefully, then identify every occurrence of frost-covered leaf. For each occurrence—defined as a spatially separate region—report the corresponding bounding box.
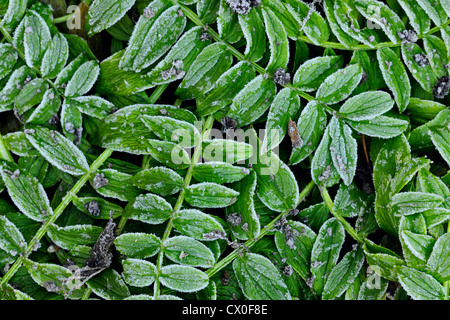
[316,64,363,104]
[346,116,409,139]
[146,139,191,170]
[47,223,103,250]
[261,88,300,153]
[377,47,411,112]
[87,269,130,300]
[184,182,239,208]
[24,126,89,175]
[125,193,173,225]
[3,132,40,157]
[334,182,367,218]
[293,55,344,92]
[262,7,289,73]
[202,139,254,164]
[0,65,35,111]
[217,0,242,44]
[397,266,446,300]
[69,96,116,120]
[173,209,226,241]
[27,88,61,125]
[310,218,345,296]
[73,196,123,220]
[159,265,209,293]
[192,162,250,184]
[357,271,389,300]
[64,60,100,98]
[426,233,450,282]
[0,161,52,222]
[0,215,26,257]
[0,44,18,82]
[122,258,157,287]
[416,0,448,26]
[164,236,215,268]
[87,0,136,36]
[238,9,266,63]
[428,109,450,167]
[339,91,394,121]
[397,0,430,36]
[311,124,340,188]
[131,167,183,196]
[176,43,233,100]
[120,4,186,72]
[400,230,436,264]
[23,10,51,69]
[401,42,437,93]
[233,253,291,300]
[1,0,27,30]
[114,233,161,259]
[423,35,449,79]
[14,78,48,115]
[41,33,69,79]
[227,75,277,128]
[323,0,359,48]
[392,192,443,215]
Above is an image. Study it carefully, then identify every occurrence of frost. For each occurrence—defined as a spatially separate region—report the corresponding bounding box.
[93,173,109,189]
[85,200,101,216]
[413,53,429,67]
[433,76,450,99]
[225,0,252,15]
[203,230,227,240]
[273,68,291,85]
[227,212,243,226]
[281,265,293,277]
[143,7,156,19]
[398,30,418,44]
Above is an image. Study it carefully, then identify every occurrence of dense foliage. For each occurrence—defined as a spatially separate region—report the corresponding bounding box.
[0,0,450,300]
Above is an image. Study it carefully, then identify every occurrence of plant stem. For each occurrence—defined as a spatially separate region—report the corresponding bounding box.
[53,13,75,24]
[0,148,114,289]
[319,186,365,244]
[205,180,315,278]
[153,115,215,298]
[0,133,14,162]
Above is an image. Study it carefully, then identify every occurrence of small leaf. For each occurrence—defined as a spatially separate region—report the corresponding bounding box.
[423,35,449,79]
[192,162,250,184]
[416,0,447,26]
[131,167,183,196]
[87,269,130,300]
[428,109,450,167]
[401,230,436,263]
[233,253,291,300]
[238,9,266,63]
[377,47,411,112]
[0,215,26,257]
[14,78,48,115]
[47,223,103,250]
[334,182,367,218]
[217,0,242,44]
[173,209,226,241]
[316,64,363,104]
[126,193,173,225]
[0,44,18,82]
[202,139,254,164]
[0,65,36,111]
[23,10,51,69]
[147,139,191,170]
[3,132,40,157]
[392,192,443,215]
[87,0,137,36]
[122,258,157,287]
[69,96,116,120]
[339,91,394,121]
[397,266,446,300]
[159,265,209,293]
[164,236,215,268]
[426,233,450,283]
[357,271,389,300]
[346,116,409,139]
[64,60,100,98]
[72,197,123,219]
[184,182,239,208]
[262,7,289,73]
[41,33,69,79]
[397,0,431,36]
[1,0,27,30]
[27,88,61,125]
[114,233,161,259]
[323,0,359,48]
[311,125,340,188]
[401,42,437,93]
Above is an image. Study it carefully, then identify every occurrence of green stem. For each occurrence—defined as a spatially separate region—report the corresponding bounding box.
[319,186,365,244]
[153,115,215,298]
[53,13,75,24]
[205,180,315,278]
[0,148,114,289]
[0,133,13,162]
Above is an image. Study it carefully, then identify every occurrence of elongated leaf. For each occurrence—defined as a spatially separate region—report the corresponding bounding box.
[192,162,250,184]
[159,265,209,293]
[202,139,254,164]
[41,33,69,79]
[0,66,36,110]
[347,116,409,139]
[233,253,291,300]
[424,35,449,79]
[176,43,233,100]
[0,161,52,222]
[87,0,136,36]
[397,266,446,300]
[293,55,344,92]
[227,75,277,127]
[428,109,450,166]
[377,47,411,112]
[27,88,61,125]
[0,215,26,257]
[122,258,157,287]
[120,4,186,72]
[238,9,266,63]
[173,209,225,241]
[69,96,115,120]
[87,269,130,300]
[401,230,436,263]
[24,10,51,69]
[73,196,123,219]
[64,60,100,98]
[323,0,359,48]
[401,42,437,93]
[131,167,183,196]
[1,0,27,30]
[14,78,48,115]
[114,233,161,259]
[311,124,340,188]
[416,0,447,26]
[0,44,18,82]
[427,233,450,282]
[311,218,345,296]
[184,182,239,208]
[47,223,103,250]
[316,64,363,104]
[397,0,430,36]
[339,91,394,121]
[262,7,289,73]
[392,192,443,215]
[126,193,173,225]
[146,139,191,170]
[164,236,215,268]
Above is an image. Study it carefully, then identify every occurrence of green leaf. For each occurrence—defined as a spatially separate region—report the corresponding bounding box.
[339,91,394,121]
[176,42,233,100]
[24,126,89,176]
[140,115,200,148]
[261,88,301,153]
[64,60,100,98]
[233,253,291,300]
[120,4,186,72]
[346,116,409,139]
[357,271,389,300]
[131,167,183,196]
[416,0,447,26]
[323,247,365,300]
[392,192,443,215]
[238,9,266,63]
[289,100,327,165]
[144,26,210,87]
[364,251,405,282]
[0,215,26,257]
[23,10,51,69]
[163,236,215,268]
[293,55,344,92]
[27,88,61,125]
[262,7,289,73]
[14,78,48,115]
[422,208,450,229]
[174,209,225,241]
[316,64,363,104]
[426,233,450,282]
[69,96,116,120]
[401,42,438,93]
[1,0,27,30]
[423,35,449,79]
[126,193,173,225]
[400,230,436,263]
[201,139,254,164]
[323,0,359,48]
[397,0,430,36]
[428,109,450,167]
[0,161,52,222]
[197,0,220,24]
[122,258,158,287]
[334,182,367,218]
[196,61,255,117]
[40,33,69,79]
[87,269,130,300]
[146,139,191,170]
[192,162,250,184]
[114,233,161,259]
[226,171,260,240]
[274,220,317,281]
[0,44,18,82]
[184,182,239,208]
[227,75,277,128]
[355,0,406,44]
[47,223,103,250]
[397,266,446,300]
[87,0,136,36]
[328,117,358,186]
[72,196,123,220]
[311,218,345,296]
[159,265,209,293]
[377,47,411,112]
[2,132,39,157]
[217,0,242,44]
[0,65,36,111]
